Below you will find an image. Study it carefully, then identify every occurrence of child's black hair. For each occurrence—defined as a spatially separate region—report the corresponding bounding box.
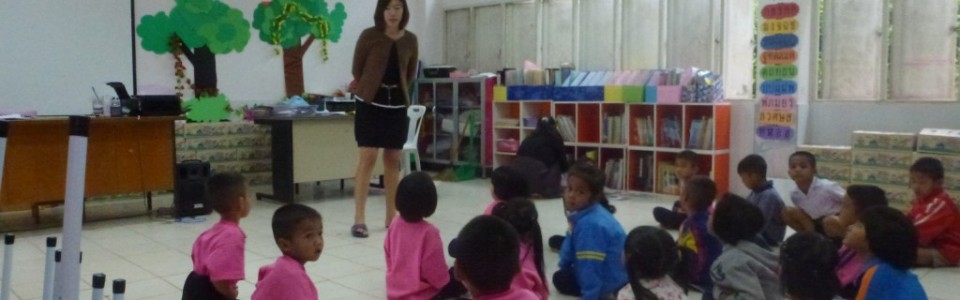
[491,166,530,201]
[624,226,688,300]
[860,206,918,270]
[789,151,818,169]
[684,176,717,212]
[780,232,840,300]
[491,198,546,292]
[271,203,322,241]
[450,216,520,295]
[910,157,945,181]
[676,150,699,166]
[846,184,888,214]
[737,154,768,177]
[567,159,616,213]
[396,172,438,222]
[711,193,765,245]
[206,172,247,214]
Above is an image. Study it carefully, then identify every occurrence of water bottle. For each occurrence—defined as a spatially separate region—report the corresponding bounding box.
[92,97,104,117]
[110,97,122,117]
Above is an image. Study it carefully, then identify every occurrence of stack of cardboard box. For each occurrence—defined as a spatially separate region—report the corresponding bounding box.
[850,131,916,209]
[798,145,852,186]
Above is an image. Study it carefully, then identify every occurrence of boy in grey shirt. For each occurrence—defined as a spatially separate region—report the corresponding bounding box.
[737,154,786,246]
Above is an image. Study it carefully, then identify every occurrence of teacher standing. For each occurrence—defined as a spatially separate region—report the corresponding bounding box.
[349,0,418,238]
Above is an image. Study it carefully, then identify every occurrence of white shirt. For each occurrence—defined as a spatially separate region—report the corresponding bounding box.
[790,177,845,219]
[617,276,687,300]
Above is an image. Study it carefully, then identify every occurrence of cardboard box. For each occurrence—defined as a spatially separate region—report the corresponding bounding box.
[851,166,910,186]
[852,149,914,169]
[946,172,960,191]
[818,162,851,183]
[852,131,916,152]
[875,184,913,211]
[798,145,851,164]
[917,128,960,155]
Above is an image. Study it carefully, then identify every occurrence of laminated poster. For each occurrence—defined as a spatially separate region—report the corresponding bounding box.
[756,1,800,143]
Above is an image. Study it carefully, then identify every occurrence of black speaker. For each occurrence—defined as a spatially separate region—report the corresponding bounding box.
[175,160,212,218]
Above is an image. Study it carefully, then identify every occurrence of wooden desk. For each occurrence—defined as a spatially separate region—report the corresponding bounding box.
[0,117,176,215]
[254,115,382,203]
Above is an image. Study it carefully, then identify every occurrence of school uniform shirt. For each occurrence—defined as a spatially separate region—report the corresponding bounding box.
[385,217,450,300]
[906,189,960,265]
[473,287,540,300]
[790,177,845,219]
[191,219,246,284]
[484,198,503,215]
[251,255,317,300]
[512,242,549,300]
[836,245,868,298]
[616,276,687,300]
[678,211,722,290]
[855,259,927,300]
[746,180,786,246]
[710,241,782,300]
[557,203,628,300]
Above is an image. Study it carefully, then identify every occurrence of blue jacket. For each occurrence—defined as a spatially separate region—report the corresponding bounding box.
[856,259,927,300]
[746,180,786,246]
[558,203,628,300]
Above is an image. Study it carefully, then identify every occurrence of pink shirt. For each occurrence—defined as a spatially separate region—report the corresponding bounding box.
[484,199,503,215]
[251,255,317,300]
[191,219,245,282]
[385,217,450,300]
[474,287,540,300]
[512,242,549,299]
[836,245,867,287]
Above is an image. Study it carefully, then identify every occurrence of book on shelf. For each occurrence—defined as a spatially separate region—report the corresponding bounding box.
[633,117,655,146]
[687,117,714,149]
[603,114,624,144]
[604,158,624,190]
[657,162,680,195]
[635,153,654,191]
[660,116,682,148]
[556,115,577,142]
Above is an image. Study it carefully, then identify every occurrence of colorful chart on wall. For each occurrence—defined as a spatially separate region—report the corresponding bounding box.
[756,1,800,145]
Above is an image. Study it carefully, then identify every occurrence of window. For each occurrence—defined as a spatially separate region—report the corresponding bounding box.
[817,0,959,101]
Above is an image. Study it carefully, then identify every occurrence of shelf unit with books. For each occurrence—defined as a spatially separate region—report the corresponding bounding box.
[491,96,730,197]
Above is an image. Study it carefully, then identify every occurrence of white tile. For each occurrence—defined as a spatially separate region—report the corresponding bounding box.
[307,256,373,280]
[323,243,383,261]
[121,277,180,299]
[123,250,192,278]
[921,268,960,300]
[328,269,387,299]
[315,281,378,300]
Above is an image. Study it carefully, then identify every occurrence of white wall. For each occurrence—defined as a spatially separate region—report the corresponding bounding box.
[0,0,134,115]
[135,0,442,106]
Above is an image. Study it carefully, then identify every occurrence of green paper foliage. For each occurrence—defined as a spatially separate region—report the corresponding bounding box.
[182,94,232,122]
[137,0,251,54]
[252,0,347,49]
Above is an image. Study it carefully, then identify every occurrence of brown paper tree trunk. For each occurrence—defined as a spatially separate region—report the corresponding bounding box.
[283,36,316,97]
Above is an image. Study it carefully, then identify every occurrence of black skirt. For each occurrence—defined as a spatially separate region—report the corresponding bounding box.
[355,100,408,149]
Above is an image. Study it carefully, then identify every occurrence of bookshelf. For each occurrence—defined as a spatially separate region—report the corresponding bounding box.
[493,98,730,197]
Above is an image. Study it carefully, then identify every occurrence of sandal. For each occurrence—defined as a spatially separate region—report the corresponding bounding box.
[351,224,369,238]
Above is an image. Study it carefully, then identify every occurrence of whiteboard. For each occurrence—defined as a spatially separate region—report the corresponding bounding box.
[0,0,134,115]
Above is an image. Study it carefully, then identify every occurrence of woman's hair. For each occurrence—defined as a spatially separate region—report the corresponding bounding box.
[396,172,437,222]
[491,198,546,291]
[780,232,840,300]
[567,160,615,213]
[860,206,918,270]
[491,166,530,201]
[532,116,563,142]
[374,0,410,30]
[846,184,888,214]
[624,226,686,300]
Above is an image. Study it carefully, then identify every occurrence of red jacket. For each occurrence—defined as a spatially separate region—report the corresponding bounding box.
[907,189,960,265]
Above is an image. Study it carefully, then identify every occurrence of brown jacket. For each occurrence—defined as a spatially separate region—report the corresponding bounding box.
[352,27,419,105]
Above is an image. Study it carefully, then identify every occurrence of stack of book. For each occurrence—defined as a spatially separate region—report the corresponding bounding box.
[633,117,655,146]
[556,115,577,142]
[687,117,715,149]
[660,116,682,148]
[604,158,625,190]
[657,162,680,195]
[602,114,624,144]
[634,153,654,191]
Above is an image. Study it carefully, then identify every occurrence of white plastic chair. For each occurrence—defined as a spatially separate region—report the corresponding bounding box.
[402,105,427,176]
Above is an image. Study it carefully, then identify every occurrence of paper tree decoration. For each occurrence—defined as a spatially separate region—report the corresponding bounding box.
[137,0,251,98]
[253,0,347,97]
[182,94,232,122]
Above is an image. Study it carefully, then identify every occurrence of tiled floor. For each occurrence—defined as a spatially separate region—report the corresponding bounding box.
[1,179,959,299]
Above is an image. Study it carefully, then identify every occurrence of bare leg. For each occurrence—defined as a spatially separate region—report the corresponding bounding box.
[782,207,816,233]
[821,215,844,239]
[383,148,402,228]
[354,147,379,228]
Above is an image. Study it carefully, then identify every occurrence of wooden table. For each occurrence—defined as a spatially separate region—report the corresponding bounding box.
[254,115,382,203]
[0,116,177,222]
